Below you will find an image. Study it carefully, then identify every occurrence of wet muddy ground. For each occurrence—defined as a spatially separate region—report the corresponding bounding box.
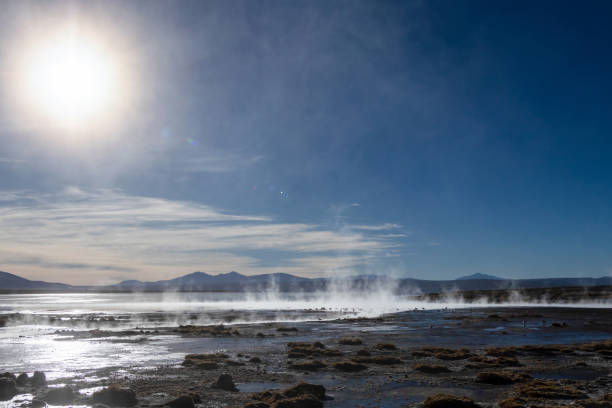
[1,306,611,408]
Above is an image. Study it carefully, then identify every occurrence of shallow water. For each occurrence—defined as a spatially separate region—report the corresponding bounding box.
[1,292,610,383]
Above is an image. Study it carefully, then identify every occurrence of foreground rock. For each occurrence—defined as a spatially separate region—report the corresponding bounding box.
[16,373,29,387]
[517,379,587,400]
[212,374,237,392]
[333,361,367,372]
[30,398,47,408]
[249,382,326,408]
[183,353,229,369]
[93,386,138,407]
[413,363,451,374]
[166,395,198,408]
[31,371,47,388]
[43,386,74,405]
[338,337,362,345]
[351,355,402,365]
[0,378,17,401]
[290,360,327,372]
[174,324,239,336]
[423,394,481,408]
[287,342,342,358]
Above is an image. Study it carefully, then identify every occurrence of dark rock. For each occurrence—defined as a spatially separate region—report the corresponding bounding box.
[272,395,323,408]
[43,386,74,405]
[499,397,526,408]
[333,361,367,372]
[518,380,587,400]
[30,372,47,388]
[166,395,195,408]
[423,394,481,408]
[244,404,269,408]
[356,349,370,356]
[351,356,402,365]
[282,383,326,400]
[433,349,473,360]
[277,327,298,332]
[183,353,230,370]
[465,356,521,369]
[252,382,326,407]
[0,378,17,401]
[287,342,341,359]
[212,374,237,392]
[0,373,16,381]
[289,360,326,372]
[30,398,47,408]
[16,373,29,387]
[93,386,138,407]
[375,343,397,351]
[414,363,451,374]
[338,337,362,345]
[249,357,262,364]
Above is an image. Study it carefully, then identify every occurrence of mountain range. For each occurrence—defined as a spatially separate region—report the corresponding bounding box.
[1,270,611,293]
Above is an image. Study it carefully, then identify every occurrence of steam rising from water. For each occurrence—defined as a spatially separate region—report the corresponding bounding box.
[1,280,610,330]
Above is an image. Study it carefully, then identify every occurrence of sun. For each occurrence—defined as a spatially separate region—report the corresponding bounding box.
[22,29,118,129]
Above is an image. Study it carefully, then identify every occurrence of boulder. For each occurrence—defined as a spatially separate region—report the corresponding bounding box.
[338,337,362,345]
[166,395,195,408]
[93,386,138,407]
[251,382,326,408]
[414,363,451,374]
[30,398,47,408]
[43,386,74,405]
[31,372,47,388]
[375,343,397,351]
[272,395,322,408]
[0,373,16,381]
[16,373,29,387]
[423,394,481,408]
[212,374,237,392]
[0,378,17,401]
[333,361,367,372]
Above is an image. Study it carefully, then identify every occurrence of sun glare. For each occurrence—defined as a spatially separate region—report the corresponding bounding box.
[21,29,119,129]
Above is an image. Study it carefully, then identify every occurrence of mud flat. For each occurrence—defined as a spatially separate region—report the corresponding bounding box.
[1,305,611,408]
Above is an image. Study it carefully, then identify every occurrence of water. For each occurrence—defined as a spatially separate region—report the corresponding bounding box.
[1,292,610,383]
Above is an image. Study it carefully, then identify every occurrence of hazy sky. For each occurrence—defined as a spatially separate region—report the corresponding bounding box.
[1,0,611,284]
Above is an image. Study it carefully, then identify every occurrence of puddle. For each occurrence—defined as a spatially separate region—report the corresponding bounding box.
[484,326,506,332]
[237,382,289,393]
[78,386,105,396]
[352,326,400,332]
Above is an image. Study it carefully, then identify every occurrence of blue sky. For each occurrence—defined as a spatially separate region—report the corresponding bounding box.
[1,0,611,284]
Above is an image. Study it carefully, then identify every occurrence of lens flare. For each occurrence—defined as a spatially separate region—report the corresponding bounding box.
[20,28,119,129]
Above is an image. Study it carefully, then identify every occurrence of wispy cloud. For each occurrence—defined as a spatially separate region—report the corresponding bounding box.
[0,157,26,164]
[352,223,402,231]
[0,188,403,284]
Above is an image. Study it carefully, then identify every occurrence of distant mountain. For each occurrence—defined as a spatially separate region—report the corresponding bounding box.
[116,271,323,292]
[0,271,72,290]
[1,270,611,293]
[457,273,503,280]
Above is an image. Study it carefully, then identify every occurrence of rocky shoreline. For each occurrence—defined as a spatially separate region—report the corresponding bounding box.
[1,307,611,408]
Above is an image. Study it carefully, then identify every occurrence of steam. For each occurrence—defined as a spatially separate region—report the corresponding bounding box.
[1,279,610,331]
